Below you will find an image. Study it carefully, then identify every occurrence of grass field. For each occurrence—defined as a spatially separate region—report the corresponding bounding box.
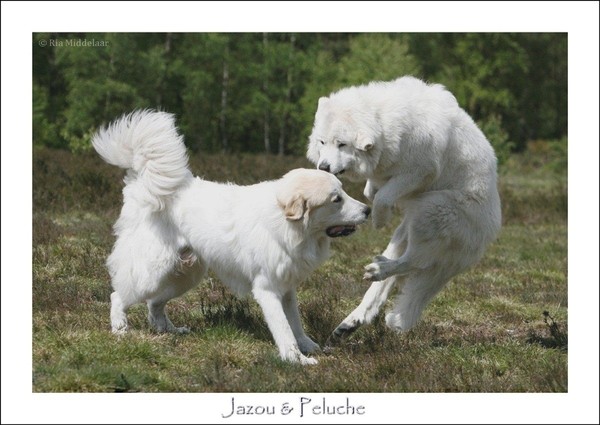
[32,143,567,393]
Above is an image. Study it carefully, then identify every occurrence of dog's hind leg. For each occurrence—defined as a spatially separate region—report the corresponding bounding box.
[146,248,204,334]
[147,299,191,334]
[329,276,398,344]
[385,268,449,331]
[328,223,409,344]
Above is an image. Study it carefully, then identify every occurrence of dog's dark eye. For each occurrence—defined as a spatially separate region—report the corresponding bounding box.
[333,195,342,203]
[338,143,346,148]
[319,140,325,145]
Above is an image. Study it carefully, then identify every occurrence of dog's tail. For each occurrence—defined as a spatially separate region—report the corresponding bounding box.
[92,110,191,210]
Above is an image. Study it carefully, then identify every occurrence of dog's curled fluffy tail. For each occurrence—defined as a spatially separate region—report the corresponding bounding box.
[92,110,191,210]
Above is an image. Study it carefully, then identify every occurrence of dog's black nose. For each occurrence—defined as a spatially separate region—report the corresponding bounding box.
[318,162,331,173]
[364,206,371,217]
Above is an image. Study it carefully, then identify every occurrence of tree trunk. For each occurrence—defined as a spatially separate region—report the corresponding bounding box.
[263,33,270,154]
[220,43,229,152]
[156,33,172,107]
[278,33,295,156]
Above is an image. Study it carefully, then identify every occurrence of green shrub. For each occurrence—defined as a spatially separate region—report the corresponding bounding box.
[478,114,515,167]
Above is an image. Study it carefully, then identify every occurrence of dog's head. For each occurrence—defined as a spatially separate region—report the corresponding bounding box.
[307,96,382,181]
[276,169,370,238]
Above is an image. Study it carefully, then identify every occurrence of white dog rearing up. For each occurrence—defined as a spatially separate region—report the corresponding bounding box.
[93,110,370,365]
[307,76,502,339]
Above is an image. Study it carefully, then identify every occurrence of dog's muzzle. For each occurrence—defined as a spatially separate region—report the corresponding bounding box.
[318,161,345,176]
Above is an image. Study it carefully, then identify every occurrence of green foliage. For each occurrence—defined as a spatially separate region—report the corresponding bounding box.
[545,137,568,174]
[48,33,153,151]
[439,34,527,117]
[410,33,567,151]
[477,114,515,167]
[338,33,421,86]
[32,33,567,154]
[33,83,60,148]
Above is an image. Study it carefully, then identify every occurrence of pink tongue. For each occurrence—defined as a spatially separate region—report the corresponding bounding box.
[329,226,345,234]
[327,225,356,237]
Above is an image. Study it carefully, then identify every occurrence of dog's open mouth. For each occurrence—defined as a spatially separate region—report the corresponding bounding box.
[326,225,356,237]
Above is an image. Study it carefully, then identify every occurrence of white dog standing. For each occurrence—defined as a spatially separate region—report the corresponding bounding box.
[93,110,370,364]
[307,76,502,340]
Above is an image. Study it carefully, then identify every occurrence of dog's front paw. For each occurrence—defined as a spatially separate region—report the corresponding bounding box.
[385,312,405,331]
[299,355,318,366]
[283,348,318,365]
[150,315,190,334]
[111,325,128,335]
[297,336,321,355]
[372,203,393,229]
[364,255,395,281]
[325,319,360,349]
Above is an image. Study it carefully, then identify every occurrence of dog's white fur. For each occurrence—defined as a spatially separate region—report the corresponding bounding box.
[93,110,370,364]
[307,76,502,338]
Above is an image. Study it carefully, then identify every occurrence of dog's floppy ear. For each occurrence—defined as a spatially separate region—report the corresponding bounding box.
[277,192,306,221]
[356,132,374,152]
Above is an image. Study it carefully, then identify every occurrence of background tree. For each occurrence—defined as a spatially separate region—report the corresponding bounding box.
[32,32,567,157]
